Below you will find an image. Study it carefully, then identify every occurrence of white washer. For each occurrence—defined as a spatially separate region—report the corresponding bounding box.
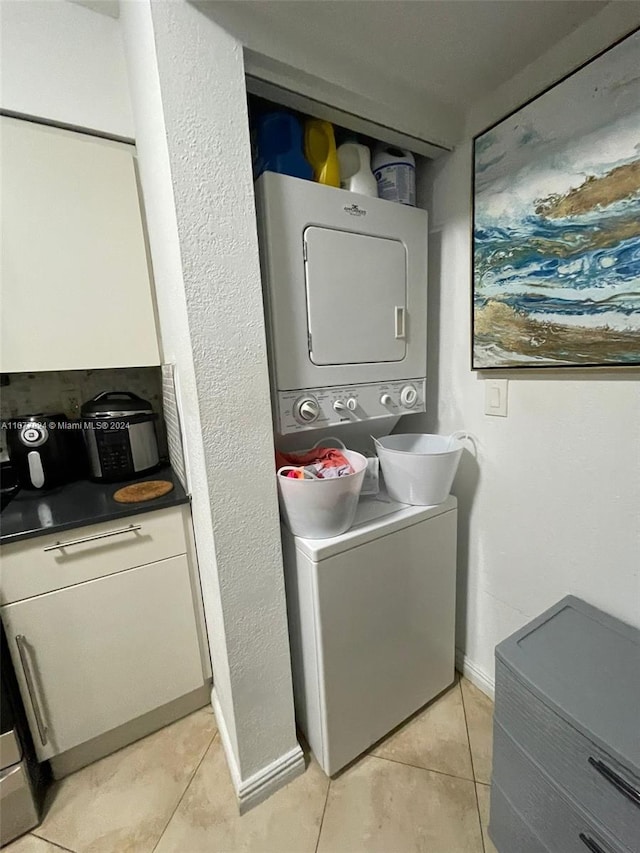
[281,492,457,776]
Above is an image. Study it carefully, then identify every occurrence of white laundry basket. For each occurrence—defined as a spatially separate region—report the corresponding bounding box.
[374,433,466,506]
[277,448,368,539]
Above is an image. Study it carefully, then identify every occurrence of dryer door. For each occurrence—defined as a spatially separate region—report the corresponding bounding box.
[304,227,407,366]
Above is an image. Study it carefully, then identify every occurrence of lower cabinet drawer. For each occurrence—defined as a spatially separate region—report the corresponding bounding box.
[0,506,188,604]
[493,721,632,853]
[2,555,205,761]
[490,783,550,853]
[495,661,640,853]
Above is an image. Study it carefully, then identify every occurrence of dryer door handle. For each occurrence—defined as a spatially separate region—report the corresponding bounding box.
[395,306,406,339]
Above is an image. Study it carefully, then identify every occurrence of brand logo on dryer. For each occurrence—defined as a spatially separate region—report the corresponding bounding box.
[343,203,367,217]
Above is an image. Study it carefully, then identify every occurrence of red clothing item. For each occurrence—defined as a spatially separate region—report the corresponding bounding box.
[276,447,354,478]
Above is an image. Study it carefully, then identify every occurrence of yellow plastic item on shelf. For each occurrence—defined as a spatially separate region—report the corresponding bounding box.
[304,119,340,187]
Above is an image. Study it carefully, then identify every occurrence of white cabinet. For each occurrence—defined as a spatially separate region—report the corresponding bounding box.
[2,556,204,761]
[0,506,209,764]
[0,507,189,604]
[0,116,160,373]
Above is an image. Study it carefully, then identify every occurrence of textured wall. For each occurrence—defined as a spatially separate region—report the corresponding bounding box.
[414,5,640,687]
[122,0,299,782]
[121,0,239,763]
[0,0,133,138]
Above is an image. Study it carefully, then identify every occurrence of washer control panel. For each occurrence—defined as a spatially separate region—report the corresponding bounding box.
[277,379,426,433]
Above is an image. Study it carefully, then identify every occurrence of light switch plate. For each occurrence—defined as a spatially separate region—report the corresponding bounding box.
[485,378,508,417]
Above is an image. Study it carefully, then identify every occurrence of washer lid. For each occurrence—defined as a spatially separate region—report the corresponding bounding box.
[288,492,457,561]
[304,227,407,366]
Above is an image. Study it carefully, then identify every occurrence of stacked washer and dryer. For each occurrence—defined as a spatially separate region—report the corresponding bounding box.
[255,172,457,776]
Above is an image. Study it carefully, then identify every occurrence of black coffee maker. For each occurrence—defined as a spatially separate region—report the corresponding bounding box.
[6,413,84,490]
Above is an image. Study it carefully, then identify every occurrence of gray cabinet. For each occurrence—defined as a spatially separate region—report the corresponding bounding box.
[490,596,640,853]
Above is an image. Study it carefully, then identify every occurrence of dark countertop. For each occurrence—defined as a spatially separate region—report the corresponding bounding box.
[0,465,190,546]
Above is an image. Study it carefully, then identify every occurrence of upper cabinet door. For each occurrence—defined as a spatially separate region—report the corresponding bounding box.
[304,227,407,366]
[1,117,160,373]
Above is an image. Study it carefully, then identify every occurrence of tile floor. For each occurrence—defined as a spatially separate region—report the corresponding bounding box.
[7,676,495,853]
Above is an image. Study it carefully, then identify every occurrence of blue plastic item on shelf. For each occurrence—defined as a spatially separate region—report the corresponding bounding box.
[253,111,313,181]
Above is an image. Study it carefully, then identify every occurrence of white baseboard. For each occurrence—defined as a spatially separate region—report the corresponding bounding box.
[211,688,242,790]
[455,648,495,700]
[236,743,306,814]
[211,688,306,814]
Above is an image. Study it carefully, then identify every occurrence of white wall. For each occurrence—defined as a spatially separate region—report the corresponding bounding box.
[416,4,640,693]
[198,0,462,151]
[121,0,303,809]
[0,0,133,138]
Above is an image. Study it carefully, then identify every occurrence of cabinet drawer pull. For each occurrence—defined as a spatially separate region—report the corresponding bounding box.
[588,756,640,808]
[15,634,49,746]
[579,833,607,853]
[43,524,142,552]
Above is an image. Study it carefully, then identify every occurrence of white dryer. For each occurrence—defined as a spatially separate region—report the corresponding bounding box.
[255,173,428,435]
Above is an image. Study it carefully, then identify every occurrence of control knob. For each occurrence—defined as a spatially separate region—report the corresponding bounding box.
[294,397,320,424]
[333,400,348,414]
[400,385,418,408]
[380,393,393,407]
[346,398,358,411]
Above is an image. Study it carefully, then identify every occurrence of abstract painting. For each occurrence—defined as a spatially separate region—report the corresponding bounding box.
[473,29,640,369]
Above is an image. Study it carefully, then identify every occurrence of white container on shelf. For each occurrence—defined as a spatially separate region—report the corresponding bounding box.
[374,433,465,505]
[372,144,416,206]
[337,142,378,197]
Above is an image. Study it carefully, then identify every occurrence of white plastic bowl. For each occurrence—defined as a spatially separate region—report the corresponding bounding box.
[277,449,368,539]
[374,433,464,506]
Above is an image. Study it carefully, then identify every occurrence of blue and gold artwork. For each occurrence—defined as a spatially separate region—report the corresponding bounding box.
[473,30,640,368]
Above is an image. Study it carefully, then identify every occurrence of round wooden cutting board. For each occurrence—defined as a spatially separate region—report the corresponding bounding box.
[112,480,174,503]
